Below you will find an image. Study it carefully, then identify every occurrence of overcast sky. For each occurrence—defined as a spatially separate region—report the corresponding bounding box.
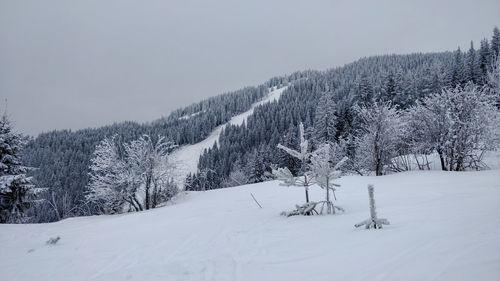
[1,0,499,135]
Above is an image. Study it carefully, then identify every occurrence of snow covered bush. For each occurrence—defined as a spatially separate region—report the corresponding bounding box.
[355,184,390,229]
[407,84,499,171]
[86,135,178,214]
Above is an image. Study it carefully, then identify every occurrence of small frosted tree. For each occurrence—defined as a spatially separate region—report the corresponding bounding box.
[310,143,348,214]
[274,123,314,203]
[355,184,390,229]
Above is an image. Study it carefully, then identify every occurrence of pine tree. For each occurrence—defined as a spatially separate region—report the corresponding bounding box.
[465,41,479,84]
[479,39,491,84]
[277,125,300,175]
[247,150,266,183]
[450,47,465,87]
[0,114,37,223]
[355,73,374,105]
[380,72,397,102]
[491,27,500,59]
[313,92,337,146]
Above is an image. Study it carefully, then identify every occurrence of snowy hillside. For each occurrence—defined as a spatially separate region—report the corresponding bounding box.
[2,169,499,281]
[169,85,288,186]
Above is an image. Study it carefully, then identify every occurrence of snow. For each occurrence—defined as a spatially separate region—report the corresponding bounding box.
[1,168,499,281]
[169,86,288,185]
[178,110,205,120]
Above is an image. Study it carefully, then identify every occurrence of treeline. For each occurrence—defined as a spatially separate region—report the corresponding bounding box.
[187,28,500,191]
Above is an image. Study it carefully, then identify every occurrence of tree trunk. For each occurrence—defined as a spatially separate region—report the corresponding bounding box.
[437,148,447,171]
[145,174,152,210]
[133,196,143,211]
[375,159,383,176]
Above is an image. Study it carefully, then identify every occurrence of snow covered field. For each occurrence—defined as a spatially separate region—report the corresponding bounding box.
[1,168,499,281]
[169,86,288,186]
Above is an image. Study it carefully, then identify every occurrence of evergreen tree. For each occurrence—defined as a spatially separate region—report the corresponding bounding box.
[465,41,480,84]
[479,39,491,84]
[0,114,37,223]
[247,150,266,183]
[312,92,337,146]
[277,125,300,175]
[380,72,397,102]
[450,47,465,87]
[491,27,500,59]
[354,73,374,105]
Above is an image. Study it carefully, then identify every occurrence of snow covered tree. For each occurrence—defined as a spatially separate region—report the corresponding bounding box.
[86,135,177,214]
[479,39,491,84]
[277,124,301,175]
[355,184,390,229]
[86,136,132,214]
[380,71,397,102]
[449,47,466,87]
[310,143,348,214]
[0,114,38,223]
[275,123,314,203]
[247,150,266,184]
[408,84,499,171]
[465,41,480,84]
[488,55,500,106]
[125,135,177,209]
[491,26,500,59]
[313,92,337,146]
[221,165,248,188]
[354,102,403,176]
[354,73,374,105]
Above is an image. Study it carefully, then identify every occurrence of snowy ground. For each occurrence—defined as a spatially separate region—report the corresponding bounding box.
[1,168,499,281]
[169,85,288,185]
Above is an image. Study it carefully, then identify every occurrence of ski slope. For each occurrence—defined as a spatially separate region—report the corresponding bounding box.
[1,169,499,281]
[169,86,288,185]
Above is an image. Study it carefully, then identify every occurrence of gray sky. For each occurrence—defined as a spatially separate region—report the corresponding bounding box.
[1,0,499,135]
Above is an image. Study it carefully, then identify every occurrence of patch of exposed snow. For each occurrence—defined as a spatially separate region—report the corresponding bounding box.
[178,110,205,120]
[169,86,288,185]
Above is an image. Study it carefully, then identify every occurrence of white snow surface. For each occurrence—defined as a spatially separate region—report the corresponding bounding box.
[1,169,500,281]
[169,86,288,185]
